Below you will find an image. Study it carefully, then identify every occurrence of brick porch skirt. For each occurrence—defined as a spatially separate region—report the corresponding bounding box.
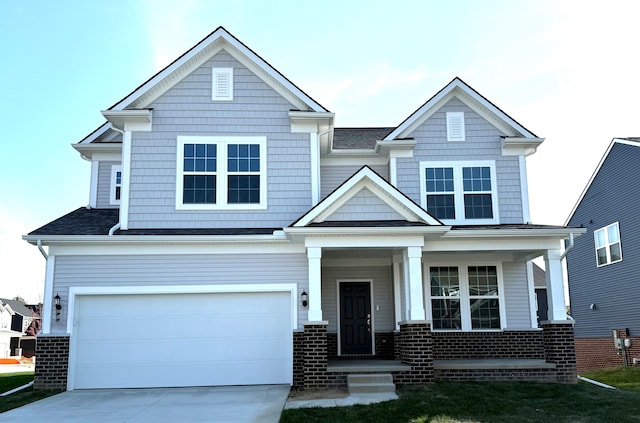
[575,329,640,373]
[34,335,70,390]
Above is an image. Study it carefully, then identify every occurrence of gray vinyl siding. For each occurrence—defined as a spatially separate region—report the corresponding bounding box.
[321,264,394,333]
[127,50,312,228]
[96,161,120,209]
[327,188,404,221]
[567,143,640,338]
[502,261,532,329]
[320,164,389,199]
[50,252,308,333]
[395,97,524,224]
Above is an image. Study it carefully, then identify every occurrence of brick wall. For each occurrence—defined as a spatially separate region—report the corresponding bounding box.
[575,330,640,373]
[541,322,577,383]
[432,330,545,360]
[435,368,557,382]
[302,322,328,388]
[34,335,69,390]
[327,332,395,359]
[394,321,433,384]
[293,332,304,388]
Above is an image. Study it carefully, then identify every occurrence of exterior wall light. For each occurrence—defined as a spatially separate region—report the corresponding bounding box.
[301,291,308,308]
[54,293,62,321]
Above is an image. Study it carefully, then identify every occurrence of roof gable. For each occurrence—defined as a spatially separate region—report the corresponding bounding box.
[384,77,537,141]
[292,166,442,227]
[565,137,640,225]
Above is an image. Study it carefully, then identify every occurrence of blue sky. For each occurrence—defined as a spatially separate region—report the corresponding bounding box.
[1,0,639,302]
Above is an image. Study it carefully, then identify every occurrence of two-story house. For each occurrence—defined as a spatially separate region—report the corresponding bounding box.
[566,138,640,372]
[24,27,583,391]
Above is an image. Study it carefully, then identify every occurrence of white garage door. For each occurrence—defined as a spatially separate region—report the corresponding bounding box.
[70,292,292,389]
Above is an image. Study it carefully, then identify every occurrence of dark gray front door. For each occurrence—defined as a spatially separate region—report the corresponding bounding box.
[339,282,372,355]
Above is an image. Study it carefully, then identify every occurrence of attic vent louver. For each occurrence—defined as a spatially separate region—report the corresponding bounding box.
[446,112,465,141]
[212,68,233,101]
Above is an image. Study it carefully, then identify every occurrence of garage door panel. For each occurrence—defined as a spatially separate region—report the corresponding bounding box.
[71,292,292,389]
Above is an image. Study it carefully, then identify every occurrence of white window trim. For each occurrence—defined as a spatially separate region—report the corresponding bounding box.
[212,67,233,101]
[446,112,465,142]
[109,165,122,206]
[176,136,267,210]
[419,160,499,225]
[594,222,623,267]
[424,262,506,332]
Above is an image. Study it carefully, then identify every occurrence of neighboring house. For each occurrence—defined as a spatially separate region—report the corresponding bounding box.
[0,299,41,358]
[566,138,640,372]
[0,300,27,358]
[24,27,584,391]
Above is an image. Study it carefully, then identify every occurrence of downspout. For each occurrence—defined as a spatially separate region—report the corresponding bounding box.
[36,239,48,260]
[561,232,575,260]
[108,222,121,236]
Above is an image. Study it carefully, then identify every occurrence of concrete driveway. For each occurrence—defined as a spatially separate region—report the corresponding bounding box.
[2,385,290,423]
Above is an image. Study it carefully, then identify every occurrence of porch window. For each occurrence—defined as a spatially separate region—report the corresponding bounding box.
[110,165,122,205]
[594,222,622,266]
[420,161,498,224]
[429,264,503,331]
[176,136,267,210]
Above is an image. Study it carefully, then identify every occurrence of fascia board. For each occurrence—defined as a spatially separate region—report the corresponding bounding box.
[22,233,289,245]
[564,138,640,225]
[72,143,122,160]
[285,226,449,236]
[443,227,586,239]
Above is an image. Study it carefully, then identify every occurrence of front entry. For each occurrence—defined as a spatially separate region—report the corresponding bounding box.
[339,281,372,355]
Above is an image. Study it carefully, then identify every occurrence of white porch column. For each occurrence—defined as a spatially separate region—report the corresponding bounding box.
[407,246,426,320]
[307,247,323,321]
[544,249,567,321]
[392,254,403,330]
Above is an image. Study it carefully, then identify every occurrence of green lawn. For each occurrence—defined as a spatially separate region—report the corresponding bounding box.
[581,366,640,391]
[280,381,640,423]
[0,372,59,414]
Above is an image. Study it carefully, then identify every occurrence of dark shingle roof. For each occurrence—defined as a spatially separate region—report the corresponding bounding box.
[28,208,279,236]
[29,208,119,236]
[333,127,395,149]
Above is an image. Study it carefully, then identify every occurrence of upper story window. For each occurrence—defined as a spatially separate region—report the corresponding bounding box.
[212,68,233,101]
[429,265,503,331]
[110,165,122,205]
[594,222,622,266]
[446,112,465,141]
[176,136,267,210]
[420,161,498,224]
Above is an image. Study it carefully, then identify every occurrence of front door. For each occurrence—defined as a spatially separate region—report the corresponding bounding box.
[339,282,372,355]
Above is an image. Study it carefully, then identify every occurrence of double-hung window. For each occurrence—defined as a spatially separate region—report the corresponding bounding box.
[420,161,498,224]
[110,165,122,205]
[594,222,622,266]
[428,264,504,331]
[176,136,267,209]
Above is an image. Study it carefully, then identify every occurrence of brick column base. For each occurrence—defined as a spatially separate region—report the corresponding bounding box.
[394,321,433,384]
[302,322,329,389]
[34,335,70,390]
[542,322,577,383]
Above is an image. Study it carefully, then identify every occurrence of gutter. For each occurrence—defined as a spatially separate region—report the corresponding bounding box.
[1,381,34,396]
[108,222,121,236]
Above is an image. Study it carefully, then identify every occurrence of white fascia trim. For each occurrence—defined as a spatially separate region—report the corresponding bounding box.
[66,283,299,335]
[443,227,586,239]
[304,234,425,249]
[286,226,448,237]
[75,123,111,145]
[501,137,544,156]
[294,167,441,227]
[72,143,122,161]
[424,237,566,254]
[24,233,290,246]
[101,109,152,132]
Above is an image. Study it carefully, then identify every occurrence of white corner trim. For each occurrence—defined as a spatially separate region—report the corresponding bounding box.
[310,132,320,205]
[526,261,538,328]
[41,256,55,334]
[120,131,132,230]
[519,156,531,223]
[89,161,99,208]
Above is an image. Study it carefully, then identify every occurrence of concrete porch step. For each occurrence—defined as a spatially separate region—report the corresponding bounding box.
[347,373,396,394]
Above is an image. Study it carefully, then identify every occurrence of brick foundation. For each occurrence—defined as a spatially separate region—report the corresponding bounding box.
[432,330,545,360]
[541,322,577,383]
[575,329,640,373]
[326,332,395,359]
[34,335,70,390]
[394,321,433,384]
[292,332,304,388]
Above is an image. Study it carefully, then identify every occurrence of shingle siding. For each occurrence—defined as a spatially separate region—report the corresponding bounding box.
[96,161,119,208]
[396,98,524,224]
[50,252,308,333]
[327,188,404,221]
[127,51,312,229]
[567,143,640,338]
[320,165,388,199]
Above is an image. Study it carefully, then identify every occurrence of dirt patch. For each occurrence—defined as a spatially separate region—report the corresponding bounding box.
[288,387,349,400]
